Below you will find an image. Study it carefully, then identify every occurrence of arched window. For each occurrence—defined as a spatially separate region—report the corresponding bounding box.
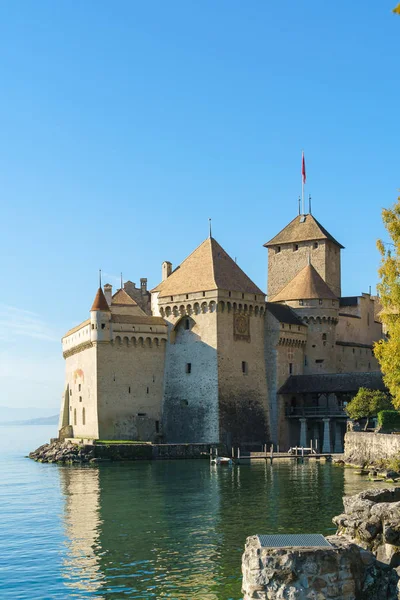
[82,407,86,426]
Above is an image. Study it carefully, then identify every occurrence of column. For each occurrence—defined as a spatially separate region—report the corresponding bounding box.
[313,424,319,453]
[322,418,331,454]
[299,418,307,447]
[334,421,343,454]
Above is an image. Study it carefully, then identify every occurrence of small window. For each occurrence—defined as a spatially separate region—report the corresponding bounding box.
[74,408,77,426]
[186,363,192,374]
[282,323,285,329]
[170,296,173,301]
[276,246,281,254]
[367,313,370,326]
[293,244,299,252]
[322,333,327,341]
[319,299,323,305]
[138,412,147,417]
[314,242,318,249]
[82,408,85,425]
[299,300,304,306]
[298,326,301,331]
[78,384,81,391]
[91,324,94,330]
[242,293,244,299]
[289,363,293,374]
[304,356,308,367]
[368,362,371,370]
[352,348,355,354]
[242,361,248,374]
[203,291,206,297]
[184,319,190,330]
[128,386,131,394]
[101,323,105,329]
[229,291,231,297]
[186,294,189,300]
[147,387,149,394]
[79,396,82,403]
[70,389,72,396]
[289,324,292,330]
[315,359,324,364]
[155,420,160,433]
[332,300,336,306]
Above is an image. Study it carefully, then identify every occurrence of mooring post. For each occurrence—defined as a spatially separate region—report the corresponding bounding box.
[232,446,234,458]
[238,447,240,463]
[270,444,273,462]
[277,444,280,454]
[301,446,304,458]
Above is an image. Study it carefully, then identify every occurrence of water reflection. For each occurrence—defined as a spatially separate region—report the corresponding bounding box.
[58,459,381,600]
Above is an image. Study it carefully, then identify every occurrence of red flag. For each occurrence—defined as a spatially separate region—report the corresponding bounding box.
[302,151,306,184]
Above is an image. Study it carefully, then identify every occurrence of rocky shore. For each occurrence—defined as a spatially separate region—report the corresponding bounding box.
[242,487,400,599]
[29,440,95,464]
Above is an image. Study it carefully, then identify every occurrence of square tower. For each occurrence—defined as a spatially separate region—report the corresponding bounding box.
[264,214,343,300]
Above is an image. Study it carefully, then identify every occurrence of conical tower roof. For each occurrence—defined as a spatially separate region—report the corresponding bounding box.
[271,264,337,302]
[91,287,110,311]
[264,214,344,249]
[152,237,264,297]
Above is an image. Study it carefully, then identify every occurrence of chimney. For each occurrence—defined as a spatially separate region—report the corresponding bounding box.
[162,261,172,281]
[140,278,148,295]
[104,283,112,306]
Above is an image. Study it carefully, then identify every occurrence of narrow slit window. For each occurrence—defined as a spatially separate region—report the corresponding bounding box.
[185,363,192,374]
[128,386,131,394]
[289,363,293,374]
[82,407,85,425]
[242,361,248,375]
[155,420,160,433]
[74,408,77,426]
[185,319,190,330]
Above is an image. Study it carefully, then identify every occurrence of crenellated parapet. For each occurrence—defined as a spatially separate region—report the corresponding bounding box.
[158,298,266,320]
[112,335,167,348]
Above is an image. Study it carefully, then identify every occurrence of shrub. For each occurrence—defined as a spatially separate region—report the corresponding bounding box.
[377,410,400,431]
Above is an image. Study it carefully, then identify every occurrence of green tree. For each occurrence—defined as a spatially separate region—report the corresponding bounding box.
[375,197,400,407]
[345,388,393,429]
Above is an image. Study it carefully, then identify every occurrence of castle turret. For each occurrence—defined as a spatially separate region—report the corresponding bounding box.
[264,214,344,299]
[271,263,339,373]
[90,287,111,343]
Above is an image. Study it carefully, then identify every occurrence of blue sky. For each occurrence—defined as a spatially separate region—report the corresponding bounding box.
[0,1,399,412]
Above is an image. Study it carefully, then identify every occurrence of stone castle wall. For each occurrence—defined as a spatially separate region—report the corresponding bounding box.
[96,337,166,441]
[217,303,270,447]
[161,299,219,444]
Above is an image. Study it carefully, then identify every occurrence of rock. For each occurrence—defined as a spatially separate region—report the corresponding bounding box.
[29,440,94,464]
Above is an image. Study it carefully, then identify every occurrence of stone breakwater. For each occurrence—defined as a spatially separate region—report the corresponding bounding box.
[344,431,400,468]
[242,487,400,599]
[29,440,95,464]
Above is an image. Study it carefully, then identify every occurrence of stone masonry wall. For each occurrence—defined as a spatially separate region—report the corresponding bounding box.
[267,239,341,299]
[344,432,400,467]
[217,307,270,447]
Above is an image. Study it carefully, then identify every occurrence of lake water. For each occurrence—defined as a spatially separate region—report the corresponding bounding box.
[0,426,383,600]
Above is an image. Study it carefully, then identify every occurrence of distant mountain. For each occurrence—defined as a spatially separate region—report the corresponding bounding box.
[0,414,59,426]
[0,406,58,423]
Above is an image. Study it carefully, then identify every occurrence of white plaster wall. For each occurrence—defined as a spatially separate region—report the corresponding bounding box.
[64,345,99,439]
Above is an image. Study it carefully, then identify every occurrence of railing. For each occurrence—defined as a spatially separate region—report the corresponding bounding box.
[285,407,347,418]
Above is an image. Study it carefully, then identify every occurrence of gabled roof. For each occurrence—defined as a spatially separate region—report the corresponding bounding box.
[265,302,306,326]
[152,237,264,297]
[271,264,337,302]
[112,288,138,306]
[278,372,385,395]
[264,214,344,249]
[91,287,110,312]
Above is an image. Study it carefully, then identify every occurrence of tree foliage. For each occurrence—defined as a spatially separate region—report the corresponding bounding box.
[394,4,400,15]
[345,388,393,428]
[374,197,400,408]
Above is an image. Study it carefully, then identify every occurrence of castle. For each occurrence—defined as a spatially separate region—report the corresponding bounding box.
[59,211,384,452]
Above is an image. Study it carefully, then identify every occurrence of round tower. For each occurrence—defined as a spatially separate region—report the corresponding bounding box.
[90,287,111,342]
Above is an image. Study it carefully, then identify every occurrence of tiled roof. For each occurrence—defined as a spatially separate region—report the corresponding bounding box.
[271,264,337,302]
[91,287,110,312]
[278,372,385,395]
[265,302,305,326]
[112,289,138,305]
[264,214,344,249]
[111,314,166,326]
[152,237,264,297]
[62,319,91,339]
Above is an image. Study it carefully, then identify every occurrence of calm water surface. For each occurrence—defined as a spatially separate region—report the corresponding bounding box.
[0,426,384,600]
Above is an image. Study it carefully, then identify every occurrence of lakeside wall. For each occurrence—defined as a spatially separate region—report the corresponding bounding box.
[344,431,400,466]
